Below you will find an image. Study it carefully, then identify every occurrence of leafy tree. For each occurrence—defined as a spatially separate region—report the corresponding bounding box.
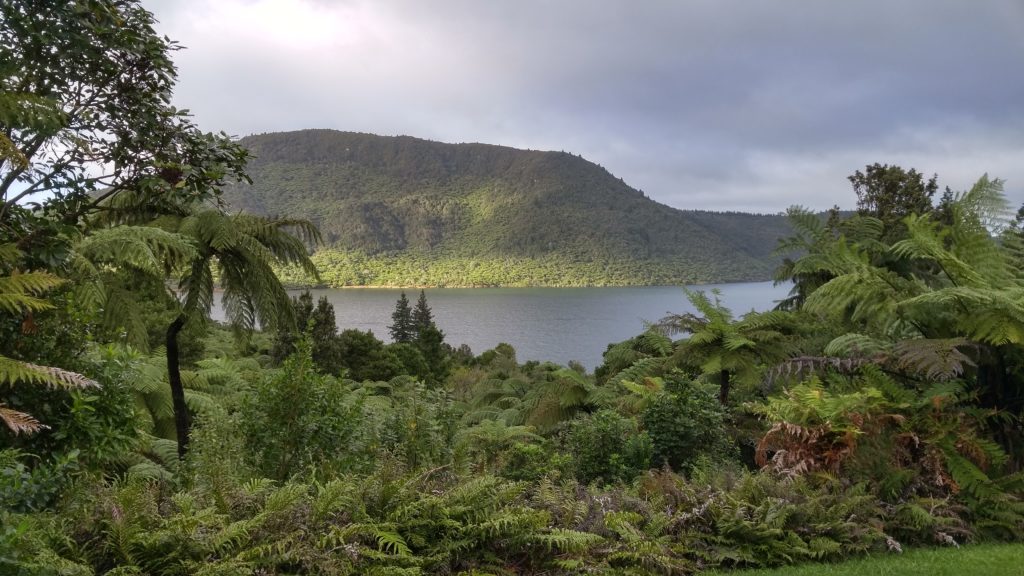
[271,292,315,363]
[849,163,938,241]
[389,291,414,343]
[0,1,249,250]
[336,328,404,382]
[641,377,732,473]
[388,342,431,381]
[0,0,286,458]
[566,409,652,484]
[243,336,367,480]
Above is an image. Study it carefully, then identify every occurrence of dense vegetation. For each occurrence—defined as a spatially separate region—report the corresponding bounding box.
[3,2,1024,574]
[224,130,795,287]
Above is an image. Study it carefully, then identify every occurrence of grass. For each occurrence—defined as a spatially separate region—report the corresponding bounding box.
[713,544,1024,576]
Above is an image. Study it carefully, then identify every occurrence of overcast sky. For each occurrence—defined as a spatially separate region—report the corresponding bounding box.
[145,0,1024,214]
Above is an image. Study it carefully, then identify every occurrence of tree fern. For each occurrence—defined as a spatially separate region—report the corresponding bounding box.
[0,244,98,434]
[661,289,794,403]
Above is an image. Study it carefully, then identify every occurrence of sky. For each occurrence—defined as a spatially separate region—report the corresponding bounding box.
[145,0,1024,214]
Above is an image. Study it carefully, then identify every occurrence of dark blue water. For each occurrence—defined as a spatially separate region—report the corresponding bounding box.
[212,282,791,369]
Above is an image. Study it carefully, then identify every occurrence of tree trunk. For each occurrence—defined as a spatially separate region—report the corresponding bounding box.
[979,345,1022,468]
[719,369,731,404]
[167,314,191,459]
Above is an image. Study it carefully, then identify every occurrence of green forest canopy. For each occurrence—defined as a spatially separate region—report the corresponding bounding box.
[224,129,796,287]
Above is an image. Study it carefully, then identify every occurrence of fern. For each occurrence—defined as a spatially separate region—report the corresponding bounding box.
[0,248,99,434]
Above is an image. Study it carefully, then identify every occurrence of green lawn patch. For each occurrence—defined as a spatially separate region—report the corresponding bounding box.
[714,544,1024,576]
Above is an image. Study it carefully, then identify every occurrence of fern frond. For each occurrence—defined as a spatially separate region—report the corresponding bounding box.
[0,404,47,434]
[76,225,195,275]
[0,356,98,389]
[824,333,891,357]
[126,460,174,481]
[0,270,64,313]
[893,338,974,381]
[955,175,1011,233]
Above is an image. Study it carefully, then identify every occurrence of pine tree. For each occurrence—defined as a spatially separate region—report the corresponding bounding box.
[389,291,414,343]
[274,292,342,374]
[310,296,343,375]
[412,290,435,333]
[415,324,450,386]
[271,292,314,363]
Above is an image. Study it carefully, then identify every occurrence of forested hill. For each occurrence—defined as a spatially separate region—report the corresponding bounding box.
[221,129,792,286]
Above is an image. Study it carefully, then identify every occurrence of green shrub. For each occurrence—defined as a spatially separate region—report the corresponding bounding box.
[642,378,734,474]
[241,337,370,479]
[566,409,652,485]
[0,449,80,513]
[499,441,572,482]
[369,378,457,469]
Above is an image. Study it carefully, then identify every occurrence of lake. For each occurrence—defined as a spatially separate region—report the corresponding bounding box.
[211,282,792,370]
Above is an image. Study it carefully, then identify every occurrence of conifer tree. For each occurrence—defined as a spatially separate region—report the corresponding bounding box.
[273,292,343,374]
[389,291,414,343]
[407,290,450,385]
[412,290,435,333]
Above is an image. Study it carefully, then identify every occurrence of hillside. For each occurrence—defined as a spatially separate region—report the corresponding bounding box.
[221,129,793,287]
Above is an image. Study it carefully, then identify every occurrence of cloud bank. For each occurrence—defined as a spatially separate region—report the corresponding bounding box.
[146,0,1024,213]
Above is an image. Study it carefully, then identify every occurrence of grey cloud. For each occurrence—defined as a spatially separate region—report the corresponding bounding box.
[144,0,1024,212]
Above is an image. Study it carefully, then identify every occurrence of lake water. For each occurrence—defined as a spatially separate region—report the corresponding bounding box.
[211,282,792,370]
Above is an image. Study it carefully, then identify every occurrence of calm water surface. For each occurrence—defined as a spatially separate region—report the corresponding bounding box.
[212,282,791,370]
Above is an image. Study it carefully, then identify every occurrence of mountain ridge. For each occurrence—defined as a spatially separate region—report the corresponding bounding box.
[221,129,792,287]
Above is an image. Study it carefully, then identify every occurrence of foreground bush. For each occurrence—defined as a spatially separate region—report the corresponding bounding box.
[7,459,1014,575]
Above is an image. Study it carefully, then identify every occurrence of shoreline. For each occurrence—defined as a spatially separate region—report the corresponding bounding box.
[276,278,780,291]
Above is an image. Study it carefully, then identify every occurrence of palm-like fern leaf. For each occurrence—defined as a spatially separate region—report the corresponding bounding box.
[0,270,64,314]
[0,405,45,434]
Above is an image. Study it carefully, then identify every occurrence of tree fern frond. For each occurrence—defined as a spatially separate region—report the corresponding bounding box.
[179,255,215,315]
[824,333,891,357]
[773,206,826,257]
[765,356,874,386]
[0,243,21,263]
[838,214,885,242]
[955,175,1011,233]
[76,225,195,275]
[943,448,998,500]
[126,460,174,481]
[0,404,47,434]
[916,381,967,411]
[0,270,65,314]
[892,338,974,381]
[722,333,757,352]
[804,267,905,325]
[607,357,667,389]
[892,214,985,287]
[0,356,98,389]
[183,390,224,415]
